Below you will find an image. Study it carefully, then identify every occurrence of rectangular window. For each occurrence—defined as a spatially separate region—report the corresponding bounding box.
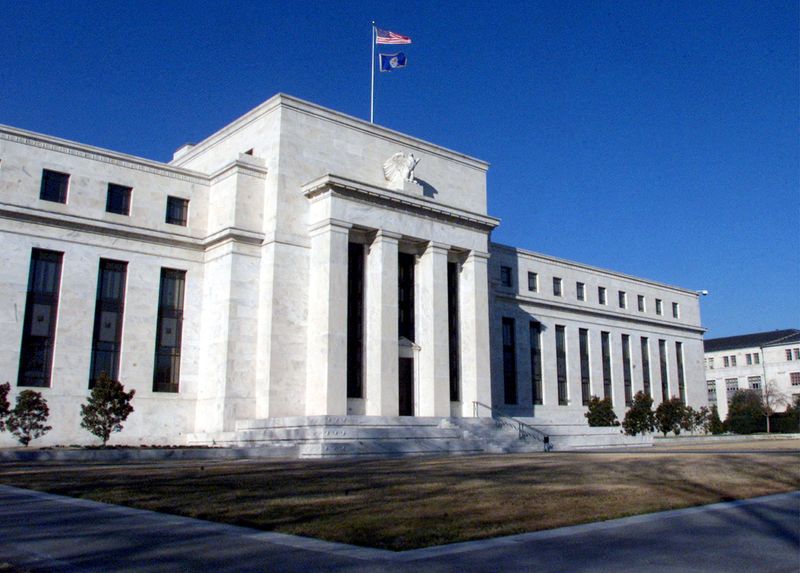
[106,183,132,215]
[790,372,800,386]
[746,353,752,365]
[18,249,64,387]
[707,380,717,403]
[579,328,590,405]
[707,357,714,369]
[166,196,189,226]
[553,277,562,297]
[598,286,607,305]
[556,325,568,405]
[787,349,793,361]
[730,355,737,367]
[675,341,686,403]
[723,356,730,368]
[622,334,633,406]
[576,282,585,301]
[641,337,651,397]
[527,272,538,292]
[618,291,627,309]
[601,331,612,400]
[89,259,128,386]
[748,376,762,390]
[638,295,645,312]
[153,268,186,392]
[40,169,69,203]
[659,339,669,400]
[753,353,760,365]
[530,321,543,405]
[398,253,415,340]
[655,299,663,315]
[500,265,512,287]
[346,243,365,399]
[447,261,460,402]
[672,302,680,318]
[502,317,517,404]
[725,378,739,401]
[795,349,800,360]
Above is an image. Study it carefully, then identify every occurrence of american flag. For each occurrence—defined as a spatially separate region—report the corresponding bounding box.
[376,27,412,44]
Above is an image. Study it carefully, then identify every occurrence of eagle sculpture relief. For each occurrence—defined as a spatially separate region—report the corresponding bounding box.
[383,152,421,185]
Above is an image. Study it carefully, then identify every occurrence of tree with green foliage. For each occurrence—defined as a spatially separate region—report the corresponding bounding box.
[708,404,724,435]
[655,397,687,437]
[693,406,711,434]
[80,373,135,446]
[622,391,655,436]
[6,390,52,446]
[0,382,10,432]
[585,396,619,427]
[725,389,766,434]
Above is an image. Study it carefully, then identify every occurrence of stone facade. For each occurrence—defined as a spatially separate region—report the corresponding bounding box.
[0,94,706,446]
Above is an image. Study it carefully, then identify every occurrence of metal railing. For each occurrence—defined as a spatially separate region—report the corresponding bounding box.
[472,401,549,443]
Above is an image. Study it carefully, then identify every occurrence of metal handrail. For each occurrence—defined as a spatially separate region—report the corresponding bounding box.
[472,401,548,443]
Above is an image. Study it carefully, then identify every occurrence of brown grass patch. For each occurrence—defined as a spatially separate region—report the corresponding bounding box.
[1,444,798,550]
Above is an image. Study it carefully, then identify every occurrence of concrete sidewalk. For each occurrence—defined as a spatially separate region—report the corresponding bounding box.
[0,485,797,572]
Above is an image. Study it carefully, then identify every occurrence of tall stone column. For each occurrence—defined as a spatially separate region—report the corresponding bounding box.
[416,242,451,417]
[365,231,401,415]
[458,251,492,416]
[305,220,351,416]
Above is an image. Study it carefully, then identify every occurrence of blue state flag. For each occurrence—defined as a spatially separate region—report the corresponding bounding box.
[379,52,407,72]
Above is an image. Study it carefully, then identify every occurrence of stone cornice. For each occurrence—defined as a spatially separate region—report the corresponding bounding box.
[495,291,707,335]
[0,126,209,185]
[302,174,500,233]
[209,156,269,185]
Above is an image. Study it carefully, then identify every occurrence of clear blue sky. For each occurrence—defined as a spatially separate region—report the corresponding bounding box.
[2,1,797,338]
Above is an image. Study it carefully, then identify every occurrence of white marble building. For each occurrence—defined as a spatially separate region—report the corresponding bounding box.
[0,94,706,446]
[704,329,800,421]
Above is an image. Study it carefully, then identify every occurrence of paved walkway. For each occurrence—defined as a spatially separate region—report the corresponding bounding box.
[0,485,797,572]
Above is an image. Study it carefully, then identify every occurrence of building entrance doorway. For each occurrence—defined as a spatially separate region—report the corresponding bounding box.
[398,357,414,416]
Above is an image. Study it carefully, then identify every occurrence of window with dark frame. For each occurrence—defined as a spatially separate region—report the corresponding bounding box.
[556,325,568,405]
[527,271,538,292]
[530,321,543,405]
[500,266,512,287]
[576,282,585,301]
[153,268,186,392]
[707,380,717,403]
[502,317,517,404]
[618,291,627,309]
[553,277,562,297]
[675,341,686,403]
[641,337,651,397]
[106,183,132,215]
[346,243,365,399]
[40,169,69,203]
[638,295,645,312]
[599,286,607,305]
[659,339,669,400]
[398,253,415,340]
[89,259,128,387]
[579,328,591,405]
[18,249,64,387]
[165,196,189,226]
[672,302,680,318]
[601,331,612,400]
[655,299,663,315]
[447,261,460,402]
[622,334,633,406]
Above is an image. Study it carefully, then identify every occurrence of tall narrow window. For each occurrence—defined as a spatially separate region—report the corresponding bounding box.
[659,339,669,400]
[576,282,585,301]
[500,266,512,287]
[398,253,415,340]
[447,261,460,402]
[618,291,627,309]
[556,325,568,405]
[637,295,645,312]
[707,380,717,403]
[527,272,538,292]
[502,318,517,404]
[553,277,562,297]
[622,334,633,406]
[89,259,128,386]
[40,169,69,203]
[672,302,680,318]
[166,196,189,226]
[655,299,663,315]
[106,184,132,215]
[153,268,186,392]
[530,321,542,405]
[753,353,760,365]
[346,243,365,399]
[579,328,590,405]
[675,341,686,403]
[18,249,64,387]
[598,286,607,305]
[640,337,651,397]
[601,331,612,399]
[725,378,739,401]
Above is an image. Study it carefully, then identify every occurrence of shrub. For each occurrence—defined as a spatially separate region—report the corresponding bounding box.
[708,404,724,435]
[6,390,52,447]
[585,396,619,427]
[622,391,655,436]
[0,382,10,432]
[81,373,135,446]
[725,389,767,434]
[655,397,687,437]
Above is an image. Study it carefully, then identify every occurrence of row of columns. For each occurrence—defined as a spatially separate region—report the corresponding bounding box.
[305,220,491,417]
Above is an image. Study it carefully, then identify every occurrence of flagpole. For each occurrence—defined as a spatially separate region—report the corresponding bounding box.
[370,21,375,123]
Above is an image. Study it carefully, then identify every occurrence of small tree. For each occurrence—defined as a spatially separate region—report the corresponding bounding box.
[622,391,655,436]
[80,373,135,446]
[680,405,698,434]
[726,389,766,434]
[761,381,789,433]
[6,390,52,447]
[693,406,711,434]
[708,404,724,434]
[655,397,687,437]
[0,382,10,432]
[585,396,619,427]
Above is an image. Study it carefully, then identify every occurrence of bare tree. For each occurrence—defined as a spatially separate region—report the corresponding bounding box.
[762,380,789,433]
